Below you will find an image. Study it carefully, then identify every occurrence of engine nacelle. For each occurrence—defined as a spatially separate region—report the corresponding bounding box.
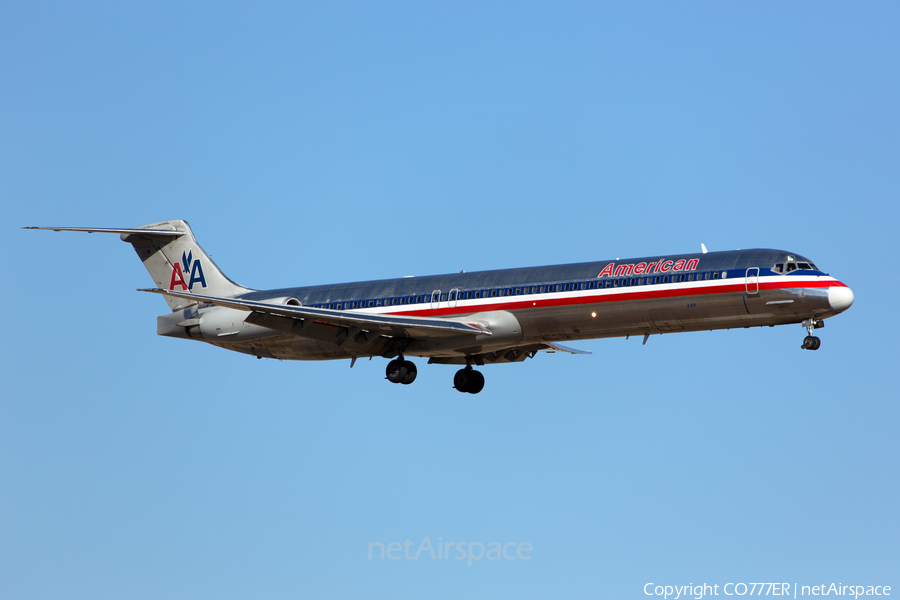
[156,297,302,341]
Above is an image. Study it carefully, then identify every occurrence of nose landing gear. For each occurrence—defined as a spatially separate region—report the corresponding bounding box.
[453,365,485,394]
[386,357,417,385]
[801,318,823,350]
[802,335,821,350]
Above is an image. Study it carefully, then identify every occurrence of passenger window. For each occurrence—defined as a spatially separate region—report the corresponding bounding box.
[662,276,669,283]
[655,276,661,284]
[491,290,497,297]
[712,272,719,280]
[368,300,375,307]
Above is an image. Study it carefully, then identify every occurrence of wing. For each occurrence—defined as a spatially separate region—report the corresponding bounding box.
[140,288,492,340]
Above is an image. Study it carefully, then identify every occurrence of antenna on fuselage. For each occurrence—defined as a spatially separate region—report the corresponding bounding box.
[701,243,708,254]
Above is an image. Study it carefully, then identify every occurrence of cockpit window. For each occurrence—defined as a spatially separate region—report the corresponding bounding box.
[797,262,814,270]
[774,263,784,273]
[786,263,797,272]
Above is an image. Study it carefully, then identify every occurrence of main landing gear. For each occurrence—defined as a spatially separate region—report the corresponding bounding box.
[384,355,485,393]
[385,357,417,385]
[453,365,485,394]
[801,318,823,351]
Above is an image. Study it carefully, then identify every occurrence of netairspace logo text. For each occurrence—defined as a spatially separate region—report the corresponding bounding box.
[644,582,891,599]
[368,537,532,566]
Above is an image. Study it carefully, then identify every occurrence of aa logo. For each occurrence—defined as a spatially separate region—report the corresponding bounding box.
[169,250,207,291]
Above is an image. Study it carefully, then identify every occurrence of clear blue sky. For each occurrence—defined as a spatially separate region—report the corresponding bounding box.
[2,2,897,598]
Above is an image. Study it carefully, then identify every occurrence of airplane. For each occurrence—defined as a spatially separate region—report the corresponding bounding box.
[27,220,854,393]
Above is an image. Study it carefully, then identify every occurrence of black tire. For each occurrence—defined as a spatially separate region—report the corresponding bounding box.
[453,369,470,393]
[812,336,821,350]
[386,359,408,384]
[802,335,815,350]
[401,361,417,385]
[467,370,485,394]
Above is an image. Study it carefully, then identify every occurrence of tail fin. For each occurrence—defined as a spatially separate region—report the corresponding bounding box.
[27,220,251,311]
[123,220,251,311]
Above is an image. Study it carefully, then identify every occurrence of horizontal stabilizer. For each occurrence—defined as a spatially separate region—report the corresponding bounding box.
[25,226,184,237]
[29,220,250,312]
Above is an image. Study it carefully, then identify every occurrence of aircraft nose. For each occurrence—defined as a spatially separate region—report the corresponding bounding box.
[828,285,854,313]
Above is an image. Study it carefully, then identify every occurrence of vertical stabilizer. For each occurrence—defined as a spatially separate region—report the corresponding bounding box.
[122,220,251,311]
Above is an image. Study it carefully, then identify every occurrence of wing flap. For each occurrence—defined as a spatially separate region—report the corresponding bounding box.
[427,341,591,365]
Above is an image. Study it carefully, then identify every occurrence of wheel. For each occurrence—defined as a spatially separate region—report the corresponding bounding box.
[811,336,821,350]
[802,335,816,350]
[400,361,417,385]
[467,370,485,394]
[453,368,471,393]
[386,359,408,384]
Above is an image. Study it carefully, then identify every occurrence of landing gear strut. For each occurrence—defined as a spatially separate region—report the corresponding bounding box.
[386,357,417,385]
[801,318,823,351]
[453,365,485,394]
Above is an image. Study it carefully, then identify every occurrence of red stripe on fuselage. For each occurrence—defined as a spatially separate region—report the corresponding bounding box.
[379,279,847,318]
